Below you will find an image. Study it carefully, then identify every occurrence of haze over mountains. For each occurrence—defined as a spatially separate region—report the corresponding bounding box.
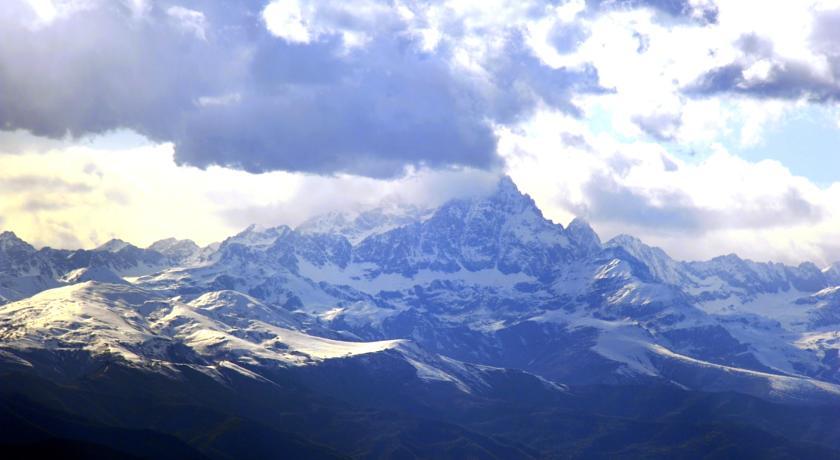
[2,176,840,458]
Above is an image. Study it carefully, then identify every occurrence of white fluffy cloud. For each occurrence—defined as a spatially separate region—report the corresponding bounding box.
[538,1,840,150]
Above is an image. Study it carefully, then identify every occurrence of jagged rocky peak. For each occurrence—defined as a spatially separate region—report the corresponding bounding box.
[451,176,558,238]
[225,224,293,249]
[797,261,823,274]
[713,253,744,264]
[297,199,432,244]
[354,201,431,227]
[487,175,541,213]
[0,230,19,241]
[0,231,35,254]
[495,175,519,194]
[608,233,642,247]
[298,211,351,233]
[787,261,829,292]
[566,217,601,252]
[94,238,133,253]
[606,234,688,286]
[607,234,670,262]
[148,237,201,261]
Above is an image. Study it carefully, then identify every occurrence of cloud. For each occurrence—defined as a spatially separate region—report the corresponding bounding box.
[5,0,840,267]
[82,162,103,178]
[5,0,802,180]
[0,175,92,193]
[0,144,255,249]
[574,170,825,234]
[586,0,719,24]
[684,6,840,104]
[688,38,840,102]
[691,64,824,101]
[0,0,605,178]
[41,219,83,249]
[1,0,834,175]
[218,168,501,230]
[166,6,207,40]
[0,143,501,250]
[549,21,590,54]
[499,110,839,264]
[0,121,836,266]
[547,1,840,151]
[632,111,683,141]
[262,0,313,44]
[20,198,70,212]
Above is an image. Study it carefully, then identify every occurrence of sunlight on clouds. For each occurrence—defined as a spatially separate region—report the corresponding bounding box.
[263,0,311,44]
[2,115,839,265]
[719,1,822,69]
[737,99,793,147]
[0,143,301,249]
[25,0,55,22]
[0,137,500,251]
[262,0,391,48]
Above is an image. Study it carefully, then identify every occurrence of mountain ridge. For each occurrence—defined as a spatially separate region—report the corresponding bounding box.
[2,176,840,404]
[3,175,840,457]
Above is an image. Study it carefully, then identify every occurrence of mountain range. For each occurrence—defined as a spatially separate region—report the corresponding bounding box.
[2,176,840,458]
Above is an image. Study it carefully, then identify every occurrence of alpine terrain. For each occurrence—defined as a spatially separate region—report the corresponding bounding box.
[2,177,840,459]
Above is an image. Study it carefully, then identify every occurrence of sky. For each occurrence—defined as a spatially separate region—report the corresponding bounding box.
[3,0,840,265]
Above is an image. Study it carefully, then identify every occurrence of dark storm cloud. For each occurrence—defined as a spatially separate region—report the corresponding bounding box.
[173,35,510,176]
[0,1,602,178]
[0,3,222,140]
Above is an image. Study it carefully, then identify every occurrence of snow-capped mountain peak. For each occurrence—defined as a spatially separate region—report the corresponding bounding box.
[224,224,293,249]
[297,211,351,235]
[566,217,601,254]
[94,238,133,253]
[297,201,432,245]
[486,175,542,215]
[148,237,201,262]
[495,175,520,197]
[0,231,35,254]
[3,175,840,409]
[606,234,687,286]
